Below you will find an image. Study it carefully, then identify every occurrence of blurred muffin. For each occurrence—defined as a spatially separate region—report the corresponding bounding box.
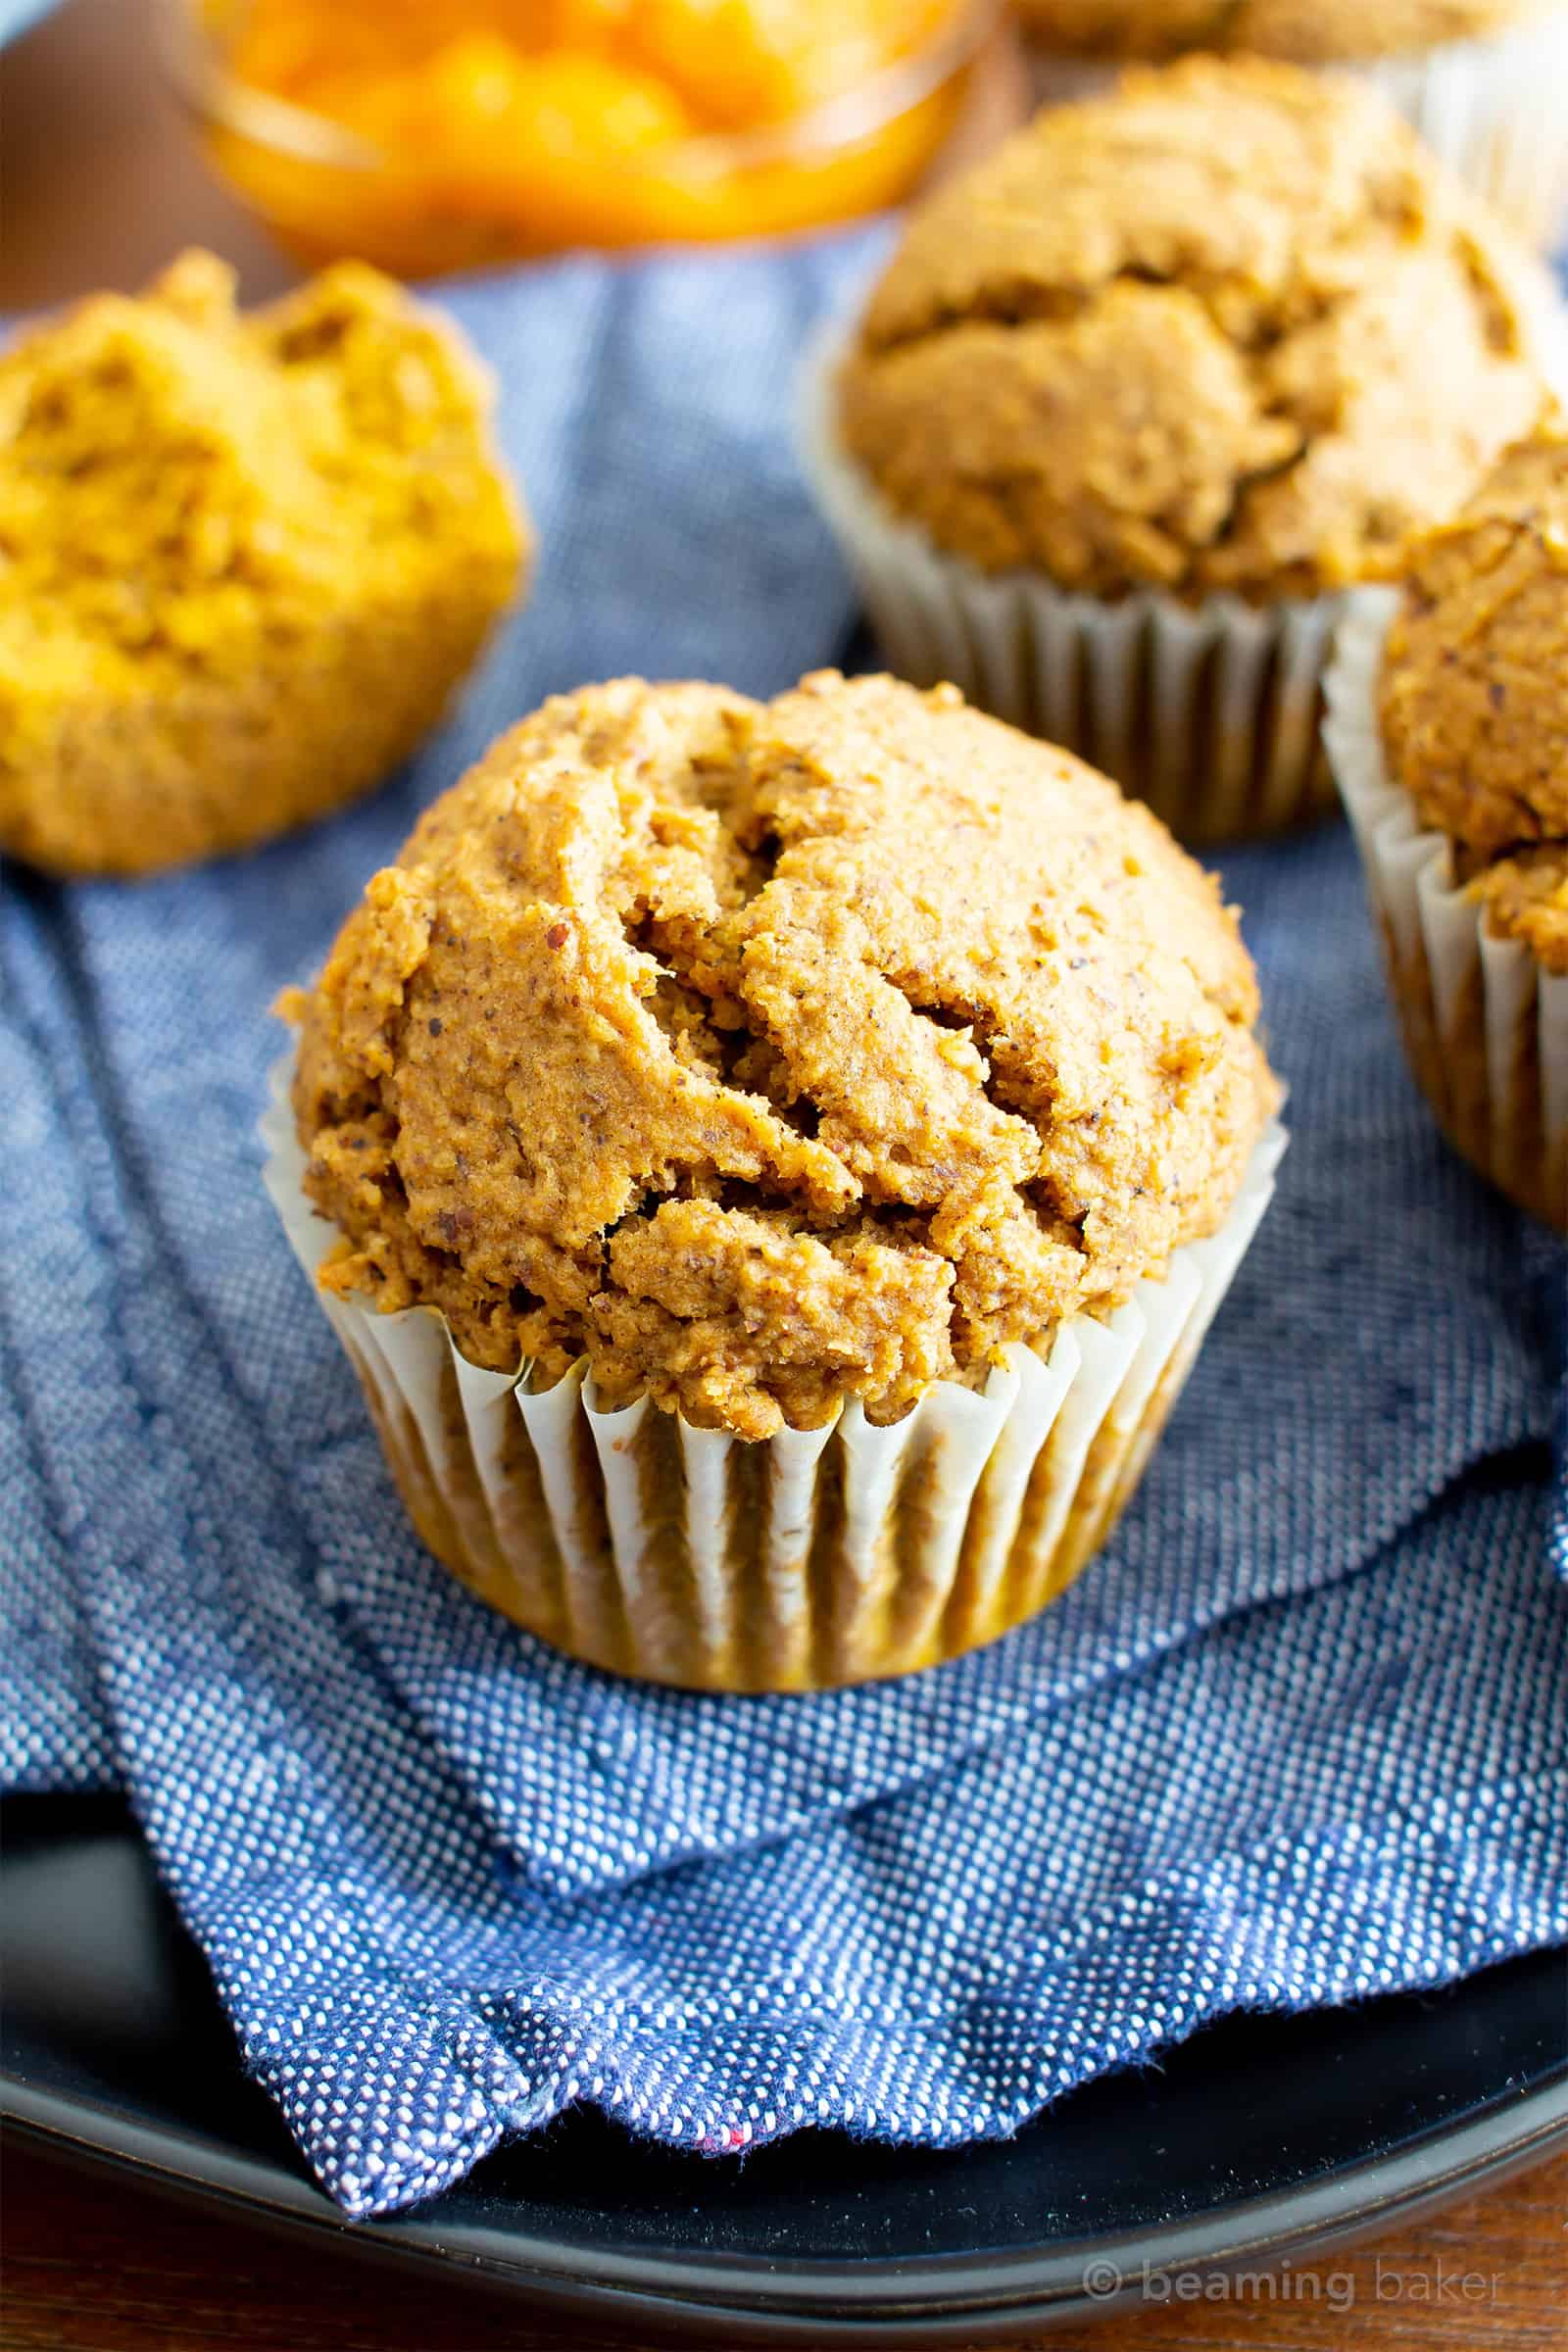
[0,252,526,879]
[1013,1,1568,249]
[1014,0,1542,53]
[806,58,1558,844]
[1324,419,1568,1228]
[268,669,1285,1690]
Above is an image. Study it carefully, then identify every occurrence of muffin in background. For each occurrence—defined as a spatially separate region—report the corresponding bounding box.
[805,57,1559,845]
[268,670,1285,1691]
[0,252,527,879]
[1013,1,1568,249]
[1324,419,1568,1230]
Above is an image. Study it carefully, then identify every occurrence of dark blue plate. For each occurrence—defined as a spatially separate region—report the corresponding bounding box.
[2,1792,1565,2339]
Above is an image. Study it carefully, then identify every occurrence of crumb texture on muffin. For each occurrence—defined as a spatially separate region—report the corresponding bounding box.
[290,671,1279,1439]
[837,59,1553,602]
[0,251,526,876]
[1469,844,1568,971]
[1011,0,1553,63]
[1379,418,1568,858]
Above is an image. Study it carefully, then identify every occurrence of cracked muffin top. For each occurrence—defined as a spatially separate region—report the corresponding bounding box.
[1011,0,1552,64]
[287,670,1279,1440]
[1379,418,1568,858]
[835,59,1555,603]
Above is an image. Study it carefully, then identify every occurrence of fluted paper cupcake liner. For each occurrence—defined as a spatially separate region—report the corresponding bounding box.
[262,1063,1286,1690]
[1024,11,1568,248]
[1323,591,1568,1230]
[801,325,1368,846]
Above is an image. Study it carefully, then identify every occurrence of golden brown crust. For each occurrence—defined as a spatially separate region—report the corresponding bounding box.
[1379,420,1568,855]
[289,671,1279,1440]
[0,251,526,877]
[1471,842,1568,971]
[837,59,1554,603]
[1011,0,1554,64]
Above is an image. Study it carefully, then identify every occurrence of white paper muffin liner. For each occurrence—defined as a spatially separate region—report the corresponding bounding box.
[801,324,1370,845]
[1024,11,1568,248]
[262,1060,1287,1690]
[1323,591,1568,1230]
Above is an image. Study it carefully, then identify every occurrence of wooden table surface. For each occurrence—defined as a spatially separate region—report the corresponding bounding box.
[5,2136,1566,2351]
[3,5,1566,2348]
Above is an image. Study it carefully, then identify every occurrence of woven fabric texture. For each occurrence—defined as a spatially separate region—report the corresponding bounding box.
[2,235,1564,2216]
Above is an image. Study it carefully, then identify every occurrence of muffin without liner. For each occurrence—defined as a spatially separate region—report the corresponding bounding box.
[0,252,527,877]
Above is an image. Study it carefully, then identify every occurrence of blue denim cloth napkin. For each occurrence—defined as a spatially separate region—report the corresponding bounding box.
[3,235,1565,2216]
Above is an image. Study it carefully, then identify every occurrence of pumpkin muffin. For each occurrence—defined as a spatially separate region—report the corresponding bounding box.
[0,251,526,879]
[1012,2,1568,249]
[1324,418,1568,1228]
[1012,0,1552,59]
[806,57,1560,843]
[1468,848,1568,978]
[269,669,1285,1690]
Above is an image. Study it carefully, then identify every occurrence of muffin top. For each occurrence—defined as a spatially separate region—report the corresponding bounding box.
[836,59,1554,603]
[289,671,1279,1439]
[1011,0,1550,64]
[0,250,524,717]
[1379,419,1568,856]
[1470,845,1568,973]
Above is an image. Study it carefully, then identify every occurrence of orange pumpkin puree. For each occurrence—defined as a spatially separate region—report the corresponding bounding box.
[201,0,972,273]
